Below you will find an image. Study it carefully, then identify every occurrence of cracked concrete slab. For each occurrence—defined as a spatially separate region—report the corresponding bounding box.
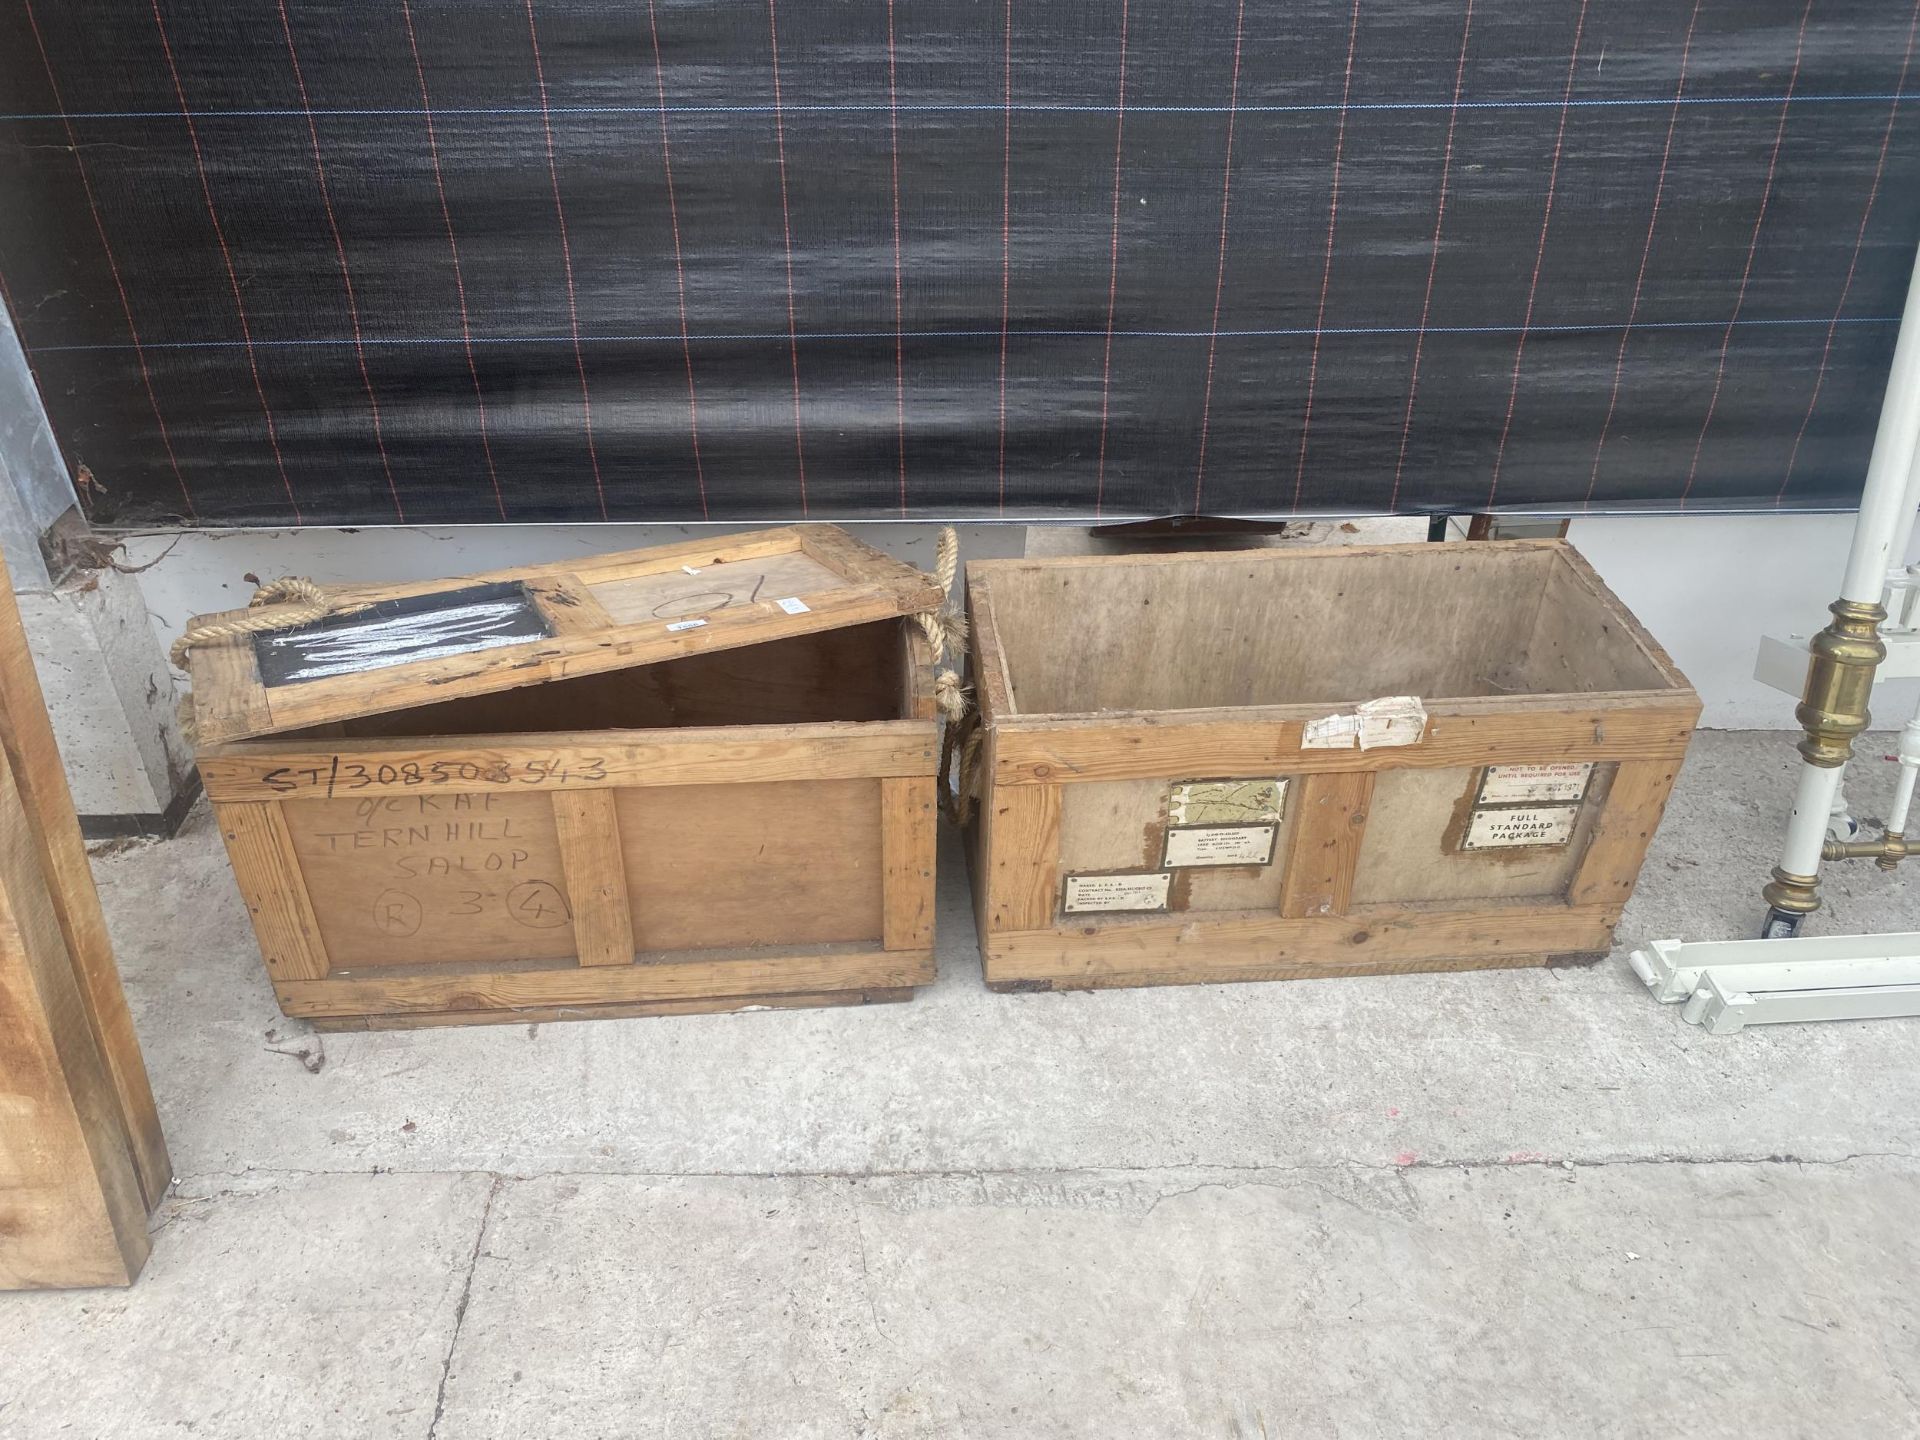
[0,1172,494,1439]
[433,1161,1920,1439]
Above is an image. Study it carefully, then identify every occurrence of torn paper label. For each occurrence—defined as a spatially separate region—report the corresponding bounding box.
[665,618,708,633]
[1063,872,1172,913]
[1163,824,1277,867]
[1479,762,1593,805]
[775,596,811,615]
[1463,805,1579,850]
[1356,695,1427,749]
[1169,778,1286,826]
[1303,713,1360,749]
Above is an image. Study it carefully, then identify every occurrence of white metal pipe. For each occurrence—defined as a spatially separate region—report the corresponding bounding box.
[1888,706,1920,837]
[1839,247,1920,602]
[1781,765,1843,877]
[1775,245,1920,901]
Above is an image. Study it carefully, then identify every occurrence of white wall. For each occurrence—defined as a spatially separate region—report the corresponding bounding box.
[1565,514,1920,729]
[116,513,1903,730]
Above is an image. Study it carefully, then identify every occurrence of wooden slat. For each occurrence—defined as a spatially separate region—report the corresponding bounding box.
[899,620,937,722]
[216,801,330,981]
[1278,771,1375,918]
[964,571,1017,721]
[797,523,930,589]
[0,556,169,1210]
[313,986,915,1031]
[529,576,618,636]
[985,780,1062,933]
[965,538,1569,580]
[274,947,935,1018]
[197,721,939,801]
[983,902,1621,987]
[289,528,803,605]
[880,777,936,952]
[1568,759,1685,907]
[189,621,273,761]
[552,790,634,967]
[990,697,1697,786]
[0,742,151,1287]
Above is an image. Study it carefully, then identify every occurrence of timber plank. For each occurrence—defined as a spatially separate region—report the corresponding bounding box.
[312,986,915,1031]
[1568,759,1685,907]
[197,722,938,801]
[991,698,1696,786]
[1278,772,1375,918]
[985,902,1621,986]
[552,790,634,967]
[0,557,168,1210]
[986,780,1061,933]
[275,947,935,1017]
[218,802,331,981]
[880,778,937,952]
[0,743,151,1287]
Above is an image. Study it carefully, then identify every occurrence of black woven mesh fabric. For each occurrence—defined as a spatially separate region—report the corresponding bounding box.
[1,0,1916,526]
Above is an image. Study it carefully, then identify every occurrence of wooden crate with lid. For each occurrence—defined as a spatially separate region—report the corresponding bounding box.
[183,525,947,1029]
[960,539,1700,991]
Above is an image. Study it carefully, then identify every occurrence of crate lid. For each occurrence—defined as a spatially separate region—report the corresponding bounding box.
[185,525,944,744]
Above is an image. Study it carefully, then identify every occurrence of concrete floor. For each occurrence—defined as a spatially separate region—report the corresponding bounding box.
[4,730,1919,1437]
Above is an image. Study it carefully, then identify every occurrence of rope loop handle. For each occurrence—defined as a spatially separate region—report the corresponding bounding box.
[939,706,985,827]
[169,576,329,670]
[915,526,971,726]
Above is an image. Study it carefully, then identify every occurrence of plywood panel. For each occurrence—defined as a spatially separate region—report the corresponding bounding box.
[589,550,851,625]
[617,779,883,952]
[1349,765,1615,906]
[285,792,578,967]
[982,545,1557,713]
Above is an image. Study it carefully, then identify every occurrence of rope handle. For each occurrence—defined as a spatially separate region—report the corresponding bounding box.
[169,576,329,670]
[939,705,985,827]
[915,526,971,726]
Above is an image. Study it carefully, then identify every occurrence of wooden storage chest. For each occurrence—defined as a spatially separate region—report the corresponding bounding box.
[185,526,946,1029]
[962,540,1699,991]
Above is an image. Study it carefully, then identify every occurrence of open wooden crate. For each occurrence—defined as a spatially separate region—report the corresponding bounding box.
[962,540,1700,991]
[187,526,945,1029]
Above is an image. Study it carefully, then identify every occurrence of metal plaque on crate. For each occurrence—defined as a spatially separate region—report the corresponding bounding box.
[1462,805,1580,850]
[1476,762,1593,806]
[1162,825,1278,868]
[1062,872,1172,914]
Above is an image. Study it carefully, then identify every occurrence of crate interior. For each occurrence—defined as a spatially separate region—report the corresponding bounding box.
[983,545,1676,714]
[286,620,918,738]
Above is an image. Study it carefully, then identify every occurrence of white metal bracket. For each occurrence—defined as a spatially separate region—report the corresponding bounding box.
[1754,629,1920,696]
[1628,933,1920,1035]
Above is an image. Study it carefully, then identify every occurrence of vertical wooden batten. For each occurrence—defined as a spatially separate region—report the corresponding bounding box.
[1568,760,1682,908]
[987,780,1062,935]
[880,777,936,951]
[553,789,636,967]
[1279,771,1376,919]
[0,547,166,1286]
[217,801,331,982]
